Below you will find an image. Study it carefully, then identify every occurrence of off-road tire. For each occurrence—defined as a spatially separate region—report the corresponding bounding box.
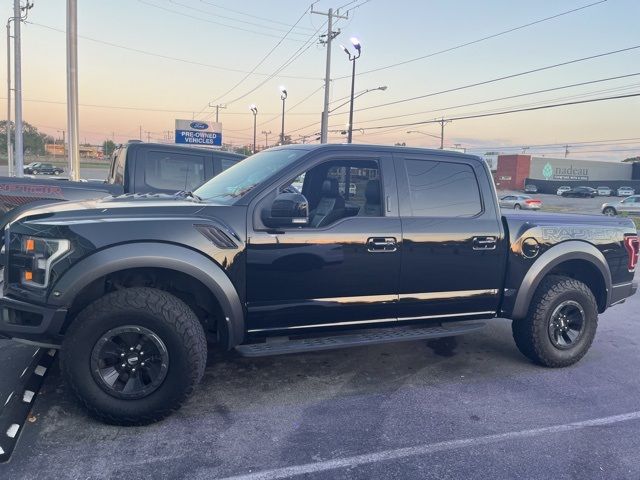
[512,275,598,368]
[603,207,616,216]
[61,287,207,425]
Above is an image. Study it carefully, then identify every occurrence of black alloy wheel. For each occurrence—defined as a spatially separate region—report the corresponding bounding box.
[90,325,169,399]
[547,300,585,350]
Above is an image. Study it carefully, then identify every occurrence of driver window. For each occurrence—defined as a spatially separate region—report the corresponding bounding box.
[281,159,382,228]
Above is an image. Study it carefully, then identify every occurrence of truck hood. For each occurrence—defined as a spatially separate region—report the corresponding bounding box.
[11,193,227,223]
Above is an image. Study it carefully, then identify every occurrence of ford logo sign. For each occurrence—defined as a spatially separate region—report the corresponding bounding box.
[190,122,209,130]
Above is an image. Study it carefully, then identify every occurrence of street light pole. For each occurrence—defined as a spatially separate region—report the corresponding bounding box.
[250,105,258,154]
[279,87,287,145]
[341,37,361,144]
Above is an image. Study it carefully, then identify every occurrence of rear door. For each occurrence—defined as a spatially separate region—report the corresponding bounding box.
[394,153,506,321]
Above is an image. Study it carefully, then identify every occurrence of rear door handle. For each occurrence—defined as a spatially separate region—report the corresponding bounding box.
[472,236,497,250]
[367,237,397,253]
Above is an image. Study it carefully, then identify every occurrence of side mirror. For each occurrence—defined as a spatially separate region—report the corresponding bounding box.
[263,192,309,228]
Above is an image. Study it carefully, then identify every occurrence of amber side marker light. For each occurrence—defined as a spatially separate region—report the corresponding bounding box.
[25,238,35,252]
[24,271,33,281]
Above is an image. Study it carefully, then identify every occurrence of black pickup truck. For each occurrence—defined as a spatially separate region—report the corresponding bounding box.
[0,141,244,218]
[0,144,637,425]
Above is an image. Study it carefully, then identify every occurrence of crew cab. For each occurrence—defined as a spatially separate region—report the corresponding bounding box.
[0,144,637,425]
[0,142,244,217]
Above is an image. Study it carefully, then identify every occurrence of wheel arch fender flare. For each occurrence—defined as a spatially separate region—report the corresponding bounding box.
[48,242,244,348]
[511,240,612,320]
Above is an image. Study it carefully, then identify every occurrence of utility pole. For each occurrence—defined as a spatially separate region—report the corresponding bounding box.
[312,6,347,144]
[146,131,151,143]
[564,145,570,158]
[261,130,271,149]
[139,125,142,141]
[437,118,451,150]
[6,18,13,176]
[66,0,80,180]
[208,103,227,123]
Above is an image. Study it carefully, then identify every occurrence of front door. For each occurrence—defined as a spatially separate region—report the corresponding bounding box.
[394,153,506,321]
[245,153,401,333]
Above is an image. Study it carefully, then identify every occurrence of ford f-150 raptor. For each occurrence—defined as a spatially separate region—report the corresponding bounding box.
[0,144,637,424]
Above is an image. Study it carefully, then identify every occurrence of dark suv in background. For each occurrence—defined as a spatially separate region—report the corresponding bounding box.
[23,162,64,175]
[561,186,597,198]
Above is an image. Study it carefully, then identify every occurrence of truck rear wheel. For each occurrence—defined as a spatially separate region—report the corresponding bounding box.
[61,287,207,425]
[511,276,598,367]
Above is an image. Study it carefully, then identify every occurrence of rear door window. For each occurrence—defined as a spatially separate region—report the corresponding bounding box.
[403,159,482,217]
[139,150,206,192]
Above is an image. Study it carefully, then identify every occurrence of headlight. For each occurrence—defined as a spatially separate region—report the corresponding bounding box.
[18,237,70,288]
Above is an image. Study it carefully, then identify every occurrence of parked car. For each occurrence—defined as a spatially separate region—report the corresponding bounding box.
[597,186,612,196]
[556,186,571,196]
[1,142,244,218]
[1,144,637,425]
[561,186,597,198]
[524,184,538,193]
[602,195,640,216]
[24,162,64,175]
[499,194,542,210]
[617,186,635,197]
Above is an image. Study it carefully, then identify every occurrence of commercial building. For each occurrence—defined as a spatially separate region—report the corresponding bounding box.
[494,154,640,193]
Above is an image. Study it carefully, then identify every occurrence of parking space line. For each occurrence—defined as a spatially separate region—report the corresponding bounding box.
[218,411,640,480]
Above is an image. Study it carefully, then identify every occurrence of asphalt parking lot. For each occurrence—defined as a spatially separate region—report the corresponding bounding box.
[1,291,640,479]
[498,190,620,216]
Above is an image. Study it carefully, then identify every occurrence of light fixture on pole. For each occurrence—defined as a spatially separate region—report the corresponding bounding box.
[340,37,361,144]
[250,104,258,154]
[279,86,287,145]
[328,85,386,114]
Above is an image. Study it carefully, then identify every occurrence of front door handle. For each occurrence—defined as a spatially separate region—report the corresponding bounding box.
[472,236,497,250]
[367,237,397,253]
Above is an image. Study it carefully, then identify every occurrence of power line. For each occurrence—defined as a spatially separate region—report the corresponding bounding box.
[204,19,327,114]
[347,73,640,125]
[167,0,313,37]
[465,137,640,151]
[137,0,309,42]
[336,0,609,79]
[357,92,640,131]
[198,0,316,32]
[0,96,319,115]
[26,21,319,80]
[225,84,325,132]
[352,45,640,114]
[203,3,315,110]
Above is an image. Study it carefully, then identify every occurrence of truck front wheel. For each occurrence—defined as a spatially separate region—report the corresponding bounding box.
[511,276,598,367]
[61,287,207,425]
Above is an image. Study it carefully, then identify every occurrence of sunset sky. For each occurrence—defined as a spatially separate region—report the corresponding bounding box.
[2,0,639,160]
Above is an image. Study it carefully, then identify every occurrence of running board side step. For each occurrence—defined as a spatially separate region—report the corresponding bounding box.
[235,323,485,357]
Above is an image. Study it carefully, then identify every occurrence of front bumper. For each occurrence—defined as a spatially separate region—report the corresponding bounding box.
[0,283,68,346]
[610,281,638,307]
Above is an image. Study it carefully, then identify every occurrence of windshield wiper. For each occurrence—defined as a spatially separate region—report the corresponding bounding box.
[174,191,203,202]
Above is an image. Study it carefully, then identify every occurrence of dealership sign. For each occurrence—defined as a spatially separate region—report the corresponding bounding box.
[175,119,222,146]
[542,162,589,181]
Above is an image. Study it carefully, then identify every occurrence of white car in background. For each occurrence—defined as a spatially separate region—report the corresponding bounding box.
[617,186,635,197]
[556,186,571,196]
[597,186,612,196]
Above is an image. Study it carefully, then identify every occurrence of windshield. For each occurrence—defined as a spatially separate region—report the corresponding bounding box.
[194,148,306,203]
